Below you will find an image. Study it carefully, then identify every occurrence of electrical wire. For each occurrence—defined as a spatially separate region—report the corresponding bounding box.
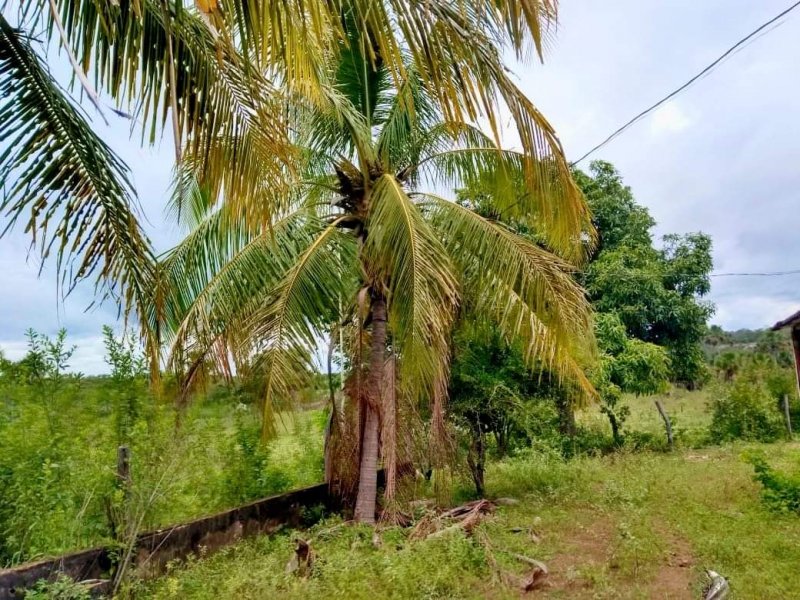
[711,269,800,278]
[571,0,800,165]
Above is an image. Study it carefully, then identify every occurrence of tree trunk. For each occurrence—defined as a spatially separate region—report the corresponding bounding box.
[467,427,486,497]
[557,396,576,437]
[608,411,622,447]
[654,400,674,450]
[494,422,510,458]
[354,294,387,523]
[324,333,337,484]
[783,394,793,439]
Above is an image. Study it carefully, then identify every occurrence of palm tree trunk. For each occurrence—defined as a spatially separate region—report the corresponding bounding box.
[354,293,387,523]
[557,395,576,437]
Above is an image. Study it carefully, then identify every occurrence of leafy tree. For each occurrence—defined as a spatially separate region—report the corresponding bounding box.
[592,313,669,445]
[449,322,566,496]
[756,331,795,368]
[102,326,149,446]
[572,161,654,255]
[715,351,742,382]
[576,161,714,386]
[11,329,80,437]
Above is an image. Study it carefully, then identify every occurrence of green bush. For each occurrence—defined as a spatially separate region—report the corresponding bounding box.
[0,327,325,566]
[24,575,91,600]
[218,409,292,504]
[746,454,800,513]
[709,374,785,443]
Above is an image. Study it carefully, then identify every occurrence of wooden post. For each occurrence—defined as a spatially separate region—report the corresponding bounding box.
[783,395,793,439]
[117,445,131,498]
[654,400,674,450]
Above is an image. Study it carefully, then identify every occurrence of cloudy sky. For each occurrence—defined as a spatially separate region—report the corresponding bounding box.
[2,0,799,373]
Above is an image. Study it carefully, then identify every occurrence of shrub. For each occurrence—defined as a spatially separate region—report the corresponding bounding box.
[746,454,800,513]
[218,409,292,505]
[709,374,785,443]
[24,575,91,600]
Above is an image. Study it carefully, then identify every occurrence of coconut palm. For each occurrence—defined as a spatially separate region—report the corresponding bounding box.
[1,0,595,521]
[156,19,596,522]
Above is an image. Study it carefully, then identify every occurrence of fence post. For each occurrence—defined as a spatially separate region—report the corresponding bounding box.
[654,400,674,451]
[783,395,793,439]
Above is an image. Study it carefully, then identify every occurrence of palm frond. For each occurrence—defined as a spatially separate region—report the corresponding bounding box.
[222,0,332,96]
[375,66,440,169]
[159,204,320,355]
[375,1,588,260]
[44,0,296,208]
[413,145,590,261]
[421,194,596,401]
[364,174,459,407]
[246,220,358,437]
[0,15,157,368]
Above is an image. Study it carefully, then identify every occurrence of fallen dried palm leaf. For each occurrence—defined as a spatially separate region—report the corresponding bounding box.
[478,531,549,593]
[410,499,496,540]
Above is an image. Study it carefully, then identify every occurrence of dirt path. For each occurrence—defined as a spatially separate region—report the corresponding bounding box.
[540,514,696,599]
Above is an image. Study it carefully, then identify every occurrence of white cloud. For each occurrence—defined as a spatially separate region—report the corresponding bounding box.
[712,295,800,331]
[0,334,108,375]
[649,102,691,135]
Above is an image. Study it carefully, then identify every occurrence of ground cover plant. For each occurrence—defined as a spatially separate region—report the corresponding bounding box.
[136,442,800,599]
[2,323,799,598]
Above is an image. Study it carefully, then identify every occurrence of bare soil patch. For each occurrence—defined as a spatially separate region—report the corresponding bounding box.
[535,514,696,599]
[647,523,696,600]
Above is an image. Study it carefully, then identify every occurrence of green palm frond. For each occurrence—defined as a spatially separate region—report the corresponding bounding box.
[159,205,320,355]
[375,66,440,169]
[379,1,586,257]
[297,85,375,168]
[497,284,596,404]
[246,221,358,437]
[0,15,157,365]
[421,194,596,400]
[414,145,591,262]
[39,0,297,213]
[364,175,458,405]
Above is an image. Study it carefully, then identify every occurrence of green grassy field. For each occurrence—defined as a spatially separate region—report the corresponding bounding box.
[137,441,800,599]
[0,378,326,565]
[6,380,800,598]
[578,387,715,446]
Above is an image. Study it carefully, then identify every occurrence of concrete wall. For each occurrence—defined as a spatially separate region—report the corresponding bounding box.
[0,481,335,599]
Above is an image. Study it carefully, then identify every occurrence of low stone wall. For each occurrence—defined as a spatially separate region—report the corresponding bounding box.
[0,481,334,599]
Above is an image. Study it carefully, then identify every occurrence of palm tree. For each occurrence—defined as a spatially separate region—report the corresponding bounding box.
[156,19,595,522]
[1,0,595,521]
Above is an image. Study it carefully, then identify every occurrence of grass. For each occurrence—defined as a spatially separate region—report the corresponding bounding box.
[137,441,800,599]
[578,387,715,447]
[0,377,327,565]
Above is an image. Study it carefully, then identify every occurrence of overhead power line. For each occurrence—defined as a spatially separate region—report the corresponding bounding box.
[572,0,800,165]
[711,269,800,278]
